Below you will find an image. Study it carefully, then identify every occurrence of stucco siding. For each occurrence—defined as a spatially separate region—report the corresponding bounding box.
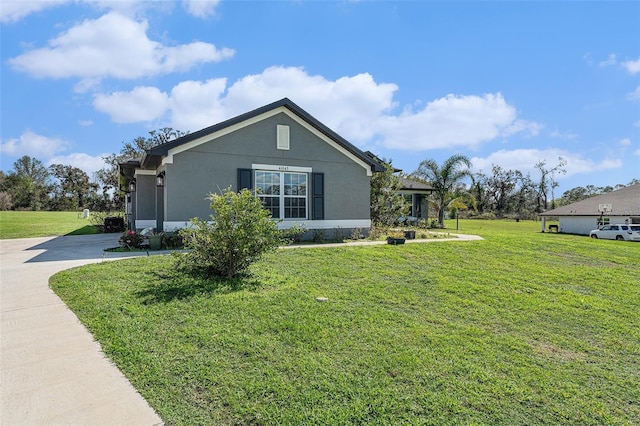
[164,113,371,223]
[559,216,636,235]
[559,216,599,235]
[134,174,155,221]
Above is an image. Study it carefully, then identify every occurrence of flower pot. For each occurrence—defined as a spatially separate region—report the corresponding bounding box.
[386,237,406,245]
[403,230,416,240]
[148,235,163,250]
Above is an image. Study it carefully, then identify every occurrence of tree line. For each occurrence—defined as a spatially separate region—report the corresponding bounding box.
[371,154,638,227]
[1,130,637,224]
[0,128,186,212]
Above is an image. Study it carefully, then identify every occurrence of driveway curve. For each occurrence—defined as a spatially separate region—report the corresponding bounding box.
[1,234,164,426]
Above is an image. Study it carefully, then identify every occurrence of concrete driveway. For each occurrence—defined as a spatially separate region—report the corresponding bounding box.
[1,234,163,426]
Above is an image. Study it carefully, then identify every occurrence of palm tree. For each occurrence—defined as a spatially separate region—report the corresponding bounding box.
[411,154,472,227]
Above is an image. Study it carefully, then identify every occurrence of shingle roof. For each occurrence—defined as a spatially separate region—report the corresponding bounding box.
[398,177,433,192]
[540,183,640,216]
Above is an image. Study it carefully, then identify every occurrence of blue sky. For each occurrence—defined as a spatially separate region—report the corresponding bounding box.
[1,1,638,195]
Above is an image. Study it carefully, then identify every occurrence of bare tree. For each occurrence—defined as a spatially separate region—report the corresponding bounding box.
[535,157,567,211]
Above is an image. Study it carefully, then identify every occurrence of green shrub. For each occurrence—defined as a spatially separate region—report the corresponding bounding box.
[177,188,288,278]
[350,227,364,240]
[312,229,325,243]
[90,211,124,232]
[162,231,184,249]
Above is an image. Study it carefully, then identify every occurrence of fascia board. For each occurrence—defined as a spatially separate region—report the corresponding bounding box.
[162,107,374,176]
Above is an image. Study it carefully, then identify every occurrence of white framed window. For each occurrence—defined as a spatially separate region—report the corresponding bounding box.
[255,170,307,219]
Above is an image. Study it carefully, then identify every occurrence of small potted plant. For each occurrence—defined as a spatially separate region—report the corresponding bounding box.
[386,230,406,245]
[147,231,164,250]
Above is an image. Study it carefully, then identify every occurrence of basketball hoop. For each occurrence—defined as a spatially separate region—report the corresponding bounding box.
[598,203,612,213]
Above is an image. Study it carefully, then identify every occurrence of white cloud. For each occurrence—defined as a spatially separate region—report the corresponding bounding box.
[169,78,228,130]
[47,152,108,175]
[91,67,538,151]
[9,12,234,80]
[550,130,578,140]
[0,0,70,23]
[619,138,631,146]
[376,93,538,150]
[634,148,640,157]
[224,66,398,142]
[599,53,617,67]
[93,66,399,141]
[0,130,69,158]
[627,86,640,101]
[622,58,640,74]
[182,0,220,18]
[471,148,621,179]
[93,86,171,123]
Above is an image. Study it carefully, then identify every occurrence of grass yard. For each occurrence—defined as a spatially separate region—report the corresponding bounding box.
[50,220,640,425]
[0,211,99,239]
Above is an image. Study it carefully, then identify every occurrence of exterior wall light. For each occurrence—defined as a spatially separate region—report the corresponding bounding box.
[156,172,165,187]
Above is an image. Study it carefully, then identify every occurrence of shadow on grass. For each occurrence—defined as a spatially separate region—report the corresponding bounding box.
[65,225,100,236]
[135,269,262,304]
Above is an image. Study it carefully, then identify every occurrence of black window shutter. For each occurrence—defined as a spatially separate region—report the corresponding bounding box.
[312,172,324,220]
[237,168,252,191]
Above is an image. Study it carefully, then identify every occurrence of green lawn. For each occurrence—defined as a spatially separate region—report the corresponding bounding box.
[50,220,640,425]
[0,211,99,239]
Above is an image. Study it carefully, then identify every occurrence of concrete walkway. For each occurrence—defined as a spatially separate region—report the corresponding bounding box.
[285,232,483,249]
[1,233,164,426]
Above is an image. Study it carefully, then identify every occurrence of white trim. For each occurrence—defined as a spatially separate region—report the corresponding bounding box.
[163,106,373,176]
[252,163,312,173]
[163,221,192,232]
[278,219,371,230]
[163,219,371,231]
[134,169,156,176]
[135,219,156,229]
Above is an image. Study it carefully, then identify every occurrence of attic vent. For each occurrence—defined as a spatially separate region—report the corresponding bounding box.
[277,125,290,150]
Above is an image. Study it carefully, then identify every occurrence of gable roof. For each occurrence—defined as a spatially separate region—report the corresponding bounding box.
[540,183,640,217]
[139,98,385,173]
[398,177,433,193]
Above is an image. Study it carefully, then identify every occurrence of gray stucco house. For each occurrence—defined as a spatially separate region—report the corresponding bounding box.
[120,98,385,237]
[539,183,640,235]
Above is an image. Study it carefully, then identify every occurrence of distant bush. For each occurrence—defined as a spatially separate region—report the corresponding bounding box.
[90,211,125,232]
[0,192,13,211]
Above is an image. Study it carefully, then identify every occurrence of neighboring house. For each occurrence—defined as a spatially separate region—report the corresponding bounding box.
[397,177,433,222]
[539,183,640,235]
[119,98,384,238]
[363,150,433,223]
